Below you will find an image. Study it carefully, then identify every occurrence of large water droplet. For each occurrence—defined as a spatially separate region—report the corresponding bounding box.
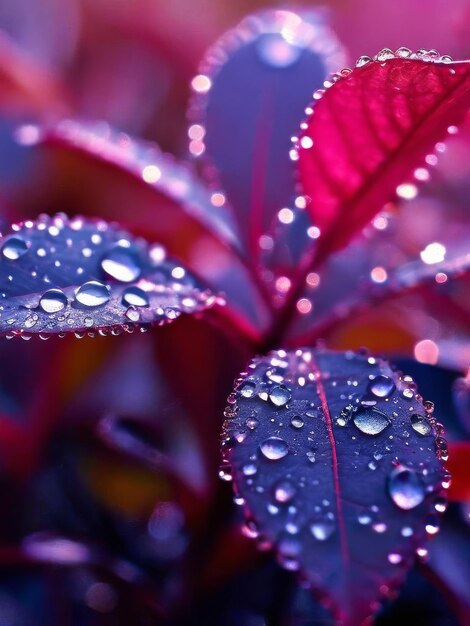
[273,480,296,504]
[101,243,141,282]
[388,466,426,510]
[75,281,111,307]
[353,407,390,435]
[310,520,335,541]
[122,286,149,307]
[269,385,291,407]
[259,437,289,461]
[256,33,302,68]
[1,236,29,260]
[39,289,67,313]
[410,414,432,436]
[367,375,395,398]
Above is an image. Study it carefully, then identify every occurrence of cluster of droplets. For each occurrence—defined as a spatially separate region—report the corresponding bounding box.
[220,348,449,579]
[0,214,220,338]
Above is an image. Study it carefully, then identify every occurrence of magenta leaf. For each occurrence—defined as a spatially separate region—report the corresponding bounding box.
[188,9,346,260]
[297,50,470,264]
[221,348,449,626]
[0,214,220,338]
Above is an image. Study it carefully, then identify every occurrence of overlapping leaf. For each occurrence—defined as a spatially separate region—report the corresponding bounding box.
[297,50,470,264]
[189,9,346,260]
[221,348,448,625]
[0,214,220,337]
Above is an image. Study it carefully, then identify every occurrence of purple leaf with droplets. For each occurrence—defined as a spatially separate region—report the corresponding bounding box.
[0,214,220,338]
[18,120,271,338]
[188,9,346,260]
[221,348,448,626]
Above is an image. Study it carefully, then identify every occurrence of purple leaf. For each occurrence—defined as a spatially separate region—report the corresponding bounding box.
[0,214,220,338]
[221,348,448,626]
[188,9,346,260]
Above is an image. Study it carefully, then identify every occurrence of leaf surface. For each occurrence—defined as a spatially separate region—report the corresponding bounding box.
[221,348,448,625]
[0,214,220,337]
[297,50,470,263]
[189,9,346,260]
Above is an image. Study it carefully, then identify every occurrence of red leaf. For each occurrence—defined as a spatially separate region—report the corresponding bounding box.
[447,442,470,502]
[221,348,448,626]
[297,50,470,264]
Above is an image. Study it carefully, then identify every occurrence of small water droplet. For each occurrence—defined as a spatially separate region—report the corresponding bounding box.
[269,385,291,407]
[388,552,402,565]
[425,515,440,535]
[410,414,432,436]
[367,375,396,398]
[245,416,259,430]
[310,520,335,541]
[402,388,414,400]
[39,289,67,313]
[239,381,256,398]
[273,480,296,504]
[125,306,140,322]
[388,466,426,510]
[75,281,111,307]
[306,451,316,463]
[290,416,304,429]
[353,407,390,435]
[1,236,29,260]
[101,243,141,282]
[259,437,289,461]
[242,463,257,477]
[401,526,414,537]
[122,286,149,307]
[358,513,371,525]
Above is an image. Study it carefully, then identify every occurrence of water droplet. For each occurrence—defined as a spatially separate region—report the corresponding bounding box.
[402,388,414,400]
[410,414,432,436]
[39,289,67,313]
[75,281,111,307]
[306,451,316,463]
[125,306,140,322]
[259,437,289,461]
[401,526,414,537]
[367,375,395,399]
[101,243,141,282]
[245,416,259,430]
[388,552,402,565]
[242,463,257,477]
[1,236,28,260]
[353,407,390,435]
[425,515,440,535]
[310,520,335,541]
[269,385,291,407]
[388,466,426,510]
[290,416,304,429]
[273,480,296,504]
[122,286,149,307]
[257,33,302,68]
[239,381,256,398]
[358,513,372,525]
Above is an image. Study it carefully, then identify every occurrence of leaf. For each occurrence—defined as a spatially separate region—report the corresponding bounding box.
[221,348,448,626]
[0,214,221,338]
[189,8,347,259]
[18,121,271,339]
[297,49,470,264]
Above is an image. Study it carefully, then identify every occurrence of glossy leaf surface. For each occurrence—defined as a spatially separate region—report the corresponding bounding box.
[221,348,448,625]
[0,214,219,337]
[297,50,470,263]
[189,9,346,259]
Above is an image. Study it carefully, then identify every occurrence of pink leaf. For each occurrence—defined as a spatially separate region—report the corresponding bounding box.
[297,50,470,264]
